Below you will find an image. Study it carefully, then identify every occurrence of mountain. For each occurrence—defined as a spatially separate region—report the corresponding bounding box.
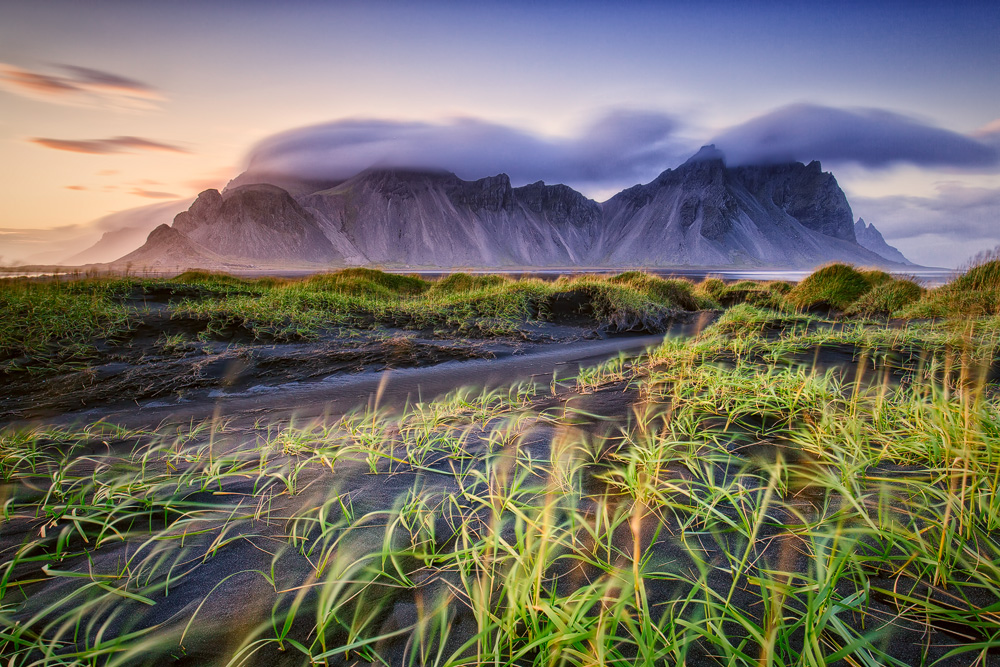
[169,185,344,265]
[115,147,913,270]
[60,199,193,265]
[116,224,244,270]
[301,170,603,266]
[854,218,911,265]
[597,147,887,266]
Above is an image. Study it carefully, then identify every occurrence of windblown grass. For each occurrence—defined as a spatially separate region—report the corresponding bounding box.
[0,279,134,363]
[787,263,879,311]
[0,270,707,365]
[2,307,999,665]
[905,253,1000,318]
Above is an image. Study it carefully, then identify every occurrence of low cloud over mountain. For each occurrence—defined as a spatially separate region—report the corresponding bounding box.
[243,105,1000,202]
[242,111,686,195]
[712,104,999,170]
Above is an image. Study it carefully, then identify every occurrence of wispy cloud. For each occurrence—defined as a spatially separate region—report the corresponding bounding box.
[129,188,180,199]
[712,104,999,170]
[0,63,162,110]
[30,136,189,155]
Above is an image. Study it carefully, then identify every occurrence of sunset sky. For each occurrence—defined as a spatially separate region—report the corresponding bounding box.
[1,0,998,267]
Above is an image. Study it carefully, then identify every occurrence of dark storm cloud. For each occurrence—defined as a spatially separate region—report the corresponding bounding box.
[243,111,684,189]
[712,104,999,169]
[30,136,189,155]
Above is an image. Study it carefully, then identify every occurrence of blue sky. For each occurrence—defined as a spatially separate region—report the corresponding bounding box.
[1,0,998,266]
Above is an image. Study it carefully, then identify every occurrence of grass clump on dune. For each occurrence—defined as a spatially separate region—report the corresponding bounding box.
[847,277,923,316]
[787,263,880,311]
[696,276,791,310]
[905,251,1000,318]
[427,272,512,294]
[606,270,712,310]
[307,267,429,297]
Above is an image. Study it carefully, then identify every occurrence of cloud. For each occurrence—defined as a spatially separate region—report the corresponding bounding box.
[974,119,1000,150]
[55,65,159,98]
[850,183,1000,267]
[0,63,162,110]
[30,136,189,155]
[243,111,685,193]
[712,104,999,170]
[65,185,88,191]
[0,199,191,265]
[129,188,180,199]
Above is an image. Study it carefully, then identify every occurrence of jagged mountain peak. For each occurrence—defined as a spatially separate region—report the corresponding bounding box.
[854,217,911,264]
[683,144,727,166]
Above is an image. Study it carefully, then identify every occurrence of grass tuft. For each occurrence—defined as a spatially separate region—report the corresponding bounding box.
[787,263,877,311]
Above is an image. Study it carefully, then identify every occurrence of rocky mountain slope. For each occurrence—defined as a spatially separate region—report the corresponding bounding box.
[116,146,912,269]
[115,224,244,270]
[854,218,911,265]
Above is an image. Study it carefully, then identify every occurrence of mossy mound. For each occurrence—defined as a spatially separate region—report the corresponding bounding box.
[429,273,512,294]
[607,271,710,311]
[306,268,429,297]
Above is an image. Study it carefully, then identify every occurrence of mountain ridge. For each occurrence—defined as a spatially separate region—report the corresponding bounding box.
[114,147,913,270]
[854,218,911,265]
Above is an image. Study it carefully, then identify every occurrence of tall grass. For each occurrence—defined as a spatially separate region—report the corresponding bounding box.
[2,305,999,665]
[0,270,709,363]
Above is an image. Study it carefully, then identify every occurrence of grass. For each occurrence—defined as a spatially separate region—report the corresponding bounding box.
[0,270,705,369]
[846,277,923,316]
[3,259,997,373]
[3,261,1000,662]
[2,297,1000,664]
[786,263,881,311]
[905,253,1000,318]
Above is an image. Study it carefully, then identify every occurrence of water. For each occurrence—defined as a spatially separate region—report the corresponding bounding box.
[0,271,69,279]
[389,267,959,287]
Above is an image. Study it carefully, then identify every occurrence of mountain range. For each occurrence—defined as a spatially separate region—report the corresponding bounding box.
[114,146,912,270]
